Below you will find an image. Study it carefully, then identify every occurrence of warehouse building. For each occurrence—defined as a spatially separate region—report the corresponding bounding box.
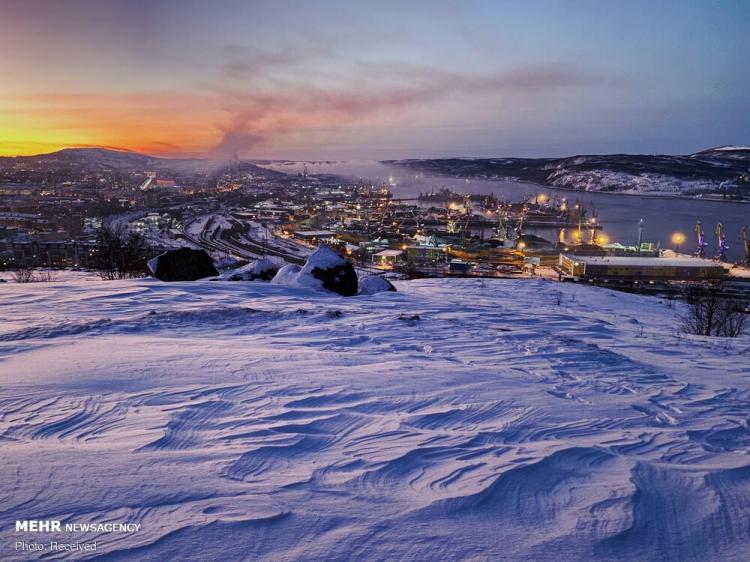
[558,255,727,281]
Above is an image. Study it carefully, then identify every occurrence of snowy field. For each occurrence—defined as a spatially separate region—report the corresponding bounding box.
[1,276,749,561]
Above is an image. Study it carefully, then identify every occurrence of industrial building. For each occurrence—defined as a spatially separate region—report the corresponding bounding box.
[558,254,727,281]
[292,230,337,242]
[404,245,448,264]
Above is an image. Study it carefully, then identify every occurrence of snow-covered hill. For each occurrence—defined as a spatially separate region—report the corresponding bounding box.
[1,276,749,561]
[388,147,750,197]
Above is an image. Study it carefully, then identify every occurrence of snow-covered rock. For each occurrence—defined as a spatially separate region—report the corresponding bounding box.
[359,275,397,295]
[221,259,279,281]
[148,247,219,282]
[271,246,358,296]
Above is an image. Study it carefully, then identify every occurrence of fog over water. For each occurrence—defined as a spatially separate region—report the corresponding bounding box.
[262,160,749,261]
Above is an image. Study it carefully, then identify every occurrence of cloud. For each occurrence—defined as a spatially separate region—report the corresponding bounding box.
[0,32,601,158]
[209,50,596,157]
[210,128,265,158]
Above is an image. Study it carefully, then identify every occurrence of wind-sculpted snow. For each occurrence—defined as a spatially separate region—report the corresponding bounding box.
[0,276,749,561]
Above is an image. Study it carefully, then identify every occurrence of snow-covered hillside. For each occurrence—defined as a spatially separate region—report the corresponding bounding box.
[546,169,730,194]
[1,276,749,561]
[389,148,750,197]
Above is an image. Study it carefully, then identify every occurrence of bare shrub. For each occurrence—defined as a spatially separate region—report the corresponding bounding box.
[95,225,150,280]
[680,286,747,338]
[35,270,55,283]
[12,268,56,283]
[13,267,35,283]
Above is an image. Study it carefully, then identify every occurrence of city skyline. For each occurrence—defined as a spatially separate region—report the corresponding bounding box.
[1,0,748,159]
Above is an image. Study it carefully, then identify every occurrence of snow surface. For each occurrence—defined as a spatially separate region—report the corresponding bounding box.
[270,263,302,286]
[220,258,279,281]
[358,275,395,295]
[1,276,749,561]
[714,145,750,151]
[304,244,346,269]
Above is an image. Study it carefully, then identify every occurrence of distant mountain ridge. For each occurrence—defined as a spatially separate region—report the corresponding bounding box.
[385,146,750,198]
[0,147,196,170]
[2,146,749,197]
[0,147,240,177]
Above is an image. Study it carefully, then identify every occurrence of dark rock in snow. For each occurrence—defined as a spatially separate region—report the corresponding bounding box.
[399,314,421,322]
[148,248,219,282]
[303,246,358,296]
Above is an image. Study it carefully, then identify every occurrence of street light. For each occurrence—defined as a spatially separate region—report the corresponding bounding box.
[671,232,686,253]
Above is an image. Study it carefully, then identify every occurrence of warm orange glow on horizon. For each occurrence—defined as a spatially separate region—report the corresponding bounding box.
[0,89,415,158]
[0,92,225,157]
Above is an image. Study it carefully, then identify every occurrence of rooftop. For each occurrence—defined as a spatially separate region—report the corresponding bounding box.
[565,255,725,268]
[374,249,403,257]
[293,230,336,237]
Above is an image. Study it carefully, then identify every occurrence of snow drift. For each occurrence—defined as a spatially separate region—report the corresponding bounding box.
[221,258,279,281]
[358,275,397,295]
[0,276,749,561]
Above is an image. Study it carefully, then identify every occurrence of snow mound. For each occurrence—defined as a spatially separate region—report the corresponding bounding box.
[303,244,346,269]
[221,259,279,281]
[214,256,242,270]
[270,263,302,285]
[359,275,397,295]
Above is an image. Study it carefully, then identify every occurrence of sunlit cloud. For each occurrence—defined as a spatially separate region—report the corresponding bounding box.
[208,40,598,157]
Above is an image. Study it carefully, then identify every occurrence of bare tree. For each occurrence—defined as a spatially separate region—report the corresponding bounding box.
[680,286,746,338]
[95,225,150,280]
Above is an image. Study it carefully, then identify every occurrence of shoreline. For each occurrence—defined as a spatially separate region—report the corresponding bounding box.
[408,173,750,205]
[264,161,749,205]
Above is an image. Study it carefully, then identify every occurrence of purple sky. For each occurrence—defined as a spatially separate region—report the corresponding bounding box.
[1,0,748,158]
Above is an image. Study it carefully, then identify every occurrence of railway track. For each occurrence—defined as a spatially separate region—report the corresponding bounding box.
[179,218,306,265]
